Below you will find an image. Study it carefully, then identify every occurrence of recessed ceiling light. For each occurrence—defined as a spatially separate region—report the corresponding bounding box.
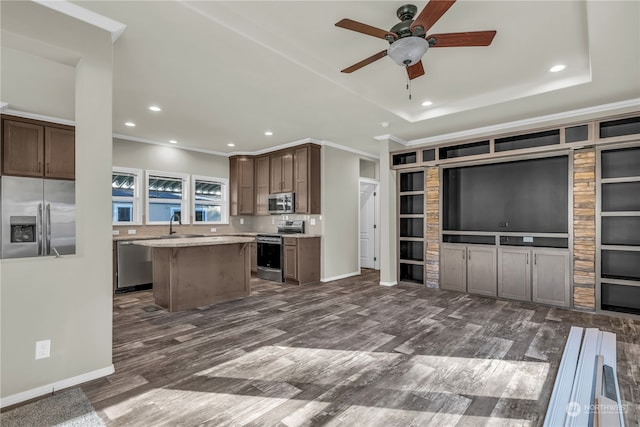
[169,140,178,144]
[421,100,433,107]
[381,122,390,128]
[227,143,235,147]
[149,106,162,112]
[124,122,136,127]
[264,131,273,136]
[549,64,566,73]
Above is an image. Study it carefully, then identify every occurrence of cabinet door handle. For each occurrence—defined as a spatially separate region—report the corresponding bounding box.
[468,250,471,260]
[38,161,42,173]
[526,253,528,264]
[462,250,464,260]
[534,254,537,265]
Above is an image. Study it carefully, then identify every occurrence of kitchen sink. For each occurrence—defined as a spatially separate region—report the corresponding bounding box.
[160,234,206,239]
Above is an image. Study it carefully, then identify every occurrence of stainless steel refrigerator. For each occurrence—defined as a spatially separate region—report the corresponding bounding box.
[1,176,75,259]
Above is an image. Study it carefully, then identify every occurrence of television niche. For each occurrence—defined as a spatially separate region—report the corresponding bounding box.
[443,156,569,233]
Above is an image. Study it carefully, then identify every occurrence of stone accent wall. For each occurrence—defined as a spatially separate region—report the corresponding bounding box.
[425,167,440,288]
[573,149,596,310]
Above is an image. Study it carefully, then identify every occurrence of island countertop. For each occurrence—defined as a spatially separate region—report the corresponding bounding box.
[133,236,254,248]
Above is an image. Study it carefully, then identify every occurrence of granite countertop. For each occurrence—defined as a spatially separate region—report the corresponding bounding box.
[281,234,321,239]
[114,232,320,241]
[132,236,255,248]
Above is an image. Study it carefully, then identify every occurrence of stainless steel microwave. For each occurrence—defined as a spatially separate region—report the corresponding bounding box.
[268,192,294,215]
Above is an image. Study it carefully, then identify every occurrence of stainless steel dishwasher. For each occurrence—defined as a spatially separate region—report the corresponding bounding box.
[116,241,153,293]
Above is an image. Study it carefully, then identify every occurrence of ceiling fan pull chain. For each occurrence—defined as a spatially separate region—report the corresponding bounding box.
[406,69,412,100]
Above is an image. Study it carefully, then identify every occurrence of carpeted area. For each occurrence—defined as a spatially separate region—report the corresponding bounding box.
[1,388,105,427]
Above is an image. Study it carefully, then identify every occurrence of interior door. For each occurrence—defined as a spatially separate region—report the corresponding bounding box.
[359,182,376,269]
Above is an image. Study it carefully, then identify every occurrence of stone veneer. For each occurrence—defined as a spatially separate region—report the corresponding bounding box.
[425,167,440,288]
[572,149,596,310]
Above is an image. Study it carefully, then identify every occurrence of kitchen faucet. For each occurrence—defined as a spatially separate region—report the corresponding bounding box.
[169,213,181,235]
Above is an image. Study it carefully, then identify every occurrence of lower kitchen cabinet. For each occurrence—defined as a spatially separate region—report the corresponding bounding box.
[441,243,497,296]
[250,241,257,273]
[283,237,320,285]
[498,247,570,307]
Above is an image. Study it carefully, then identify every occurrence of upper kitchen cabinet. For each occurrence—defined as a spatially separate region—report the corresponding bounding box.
[255,155,270,215]
[1,116,75,180]
[294,144,321,214]
[270,150,294,193]
[229,156,255,215]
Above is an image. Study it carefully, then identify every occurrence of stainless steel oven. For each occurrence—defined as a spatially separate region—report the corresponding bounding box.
[256,234,283,282]
[256,220,305,283]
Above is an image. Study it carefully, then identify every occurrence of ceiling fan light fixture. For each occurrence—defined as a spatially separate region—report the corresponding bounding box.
[387,37,429,67]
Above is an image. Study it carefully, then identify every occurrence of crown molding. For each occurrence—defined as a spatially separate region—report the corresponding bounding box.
[406,98,640,147]
[33,1,126,43]
[321,140,379,160]
[374,134,409,145]
[112,134,229,157]
[1,108,75,126]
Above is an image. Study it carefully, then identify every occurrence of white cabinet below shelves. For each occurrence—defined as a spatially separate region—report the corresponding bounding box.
[440,244,467,292]
[498,248,531,301]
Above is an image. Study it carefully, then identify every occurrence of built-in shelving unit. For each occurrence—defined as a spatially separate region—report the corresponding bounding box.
[398,169,425,284]
[597,143,640,316]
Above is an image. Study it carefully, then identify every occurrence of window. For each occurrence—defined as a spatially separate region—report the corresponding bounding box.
[146,171,190,224]
[192,175,228,224]
[112,167,142,225]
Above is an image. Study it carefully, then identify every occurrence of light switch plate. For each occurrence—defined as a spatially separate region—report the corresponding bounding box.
[112,230,120,236]
[35,340,50,360]
[310,218,316,226]
[523,236,534,243]
[240,218,244,225]
[128,229,136,235]
[210,227,217,232]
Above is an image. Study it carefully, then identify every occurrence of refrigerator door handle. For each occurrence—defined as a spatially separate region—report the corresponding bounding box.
[38,203,43,256]
[46,203,52,255]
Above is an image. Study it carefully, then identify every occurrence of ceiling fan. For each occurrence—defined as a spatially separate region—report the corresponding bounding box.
[335,0,497,81]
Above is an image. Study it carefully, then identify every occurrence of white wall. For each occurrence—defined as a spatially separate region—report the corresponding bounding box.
[321,146,361,280]
[113,138,228,177]
[1,2,114,404]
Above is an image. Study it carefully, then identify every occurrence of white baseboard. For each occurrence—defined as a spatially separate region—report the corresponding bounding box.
[0,364,114,408]
[380,281,398,287]
[321,271,360,282]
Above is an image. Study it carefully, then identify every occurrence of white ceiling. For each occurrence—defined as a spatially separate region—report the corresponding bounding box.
[2,1,639,157]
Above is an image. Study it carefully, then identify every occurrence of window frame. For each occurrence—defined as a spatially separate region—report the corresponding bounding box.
[145,170,191,225]
[112,166,143,225]
[191,175,229,225]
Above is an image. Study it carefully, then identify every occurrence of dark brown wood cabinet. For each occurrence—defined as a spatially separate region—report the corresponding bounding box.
[1,116,75,179]
[255,155,270,215]
[283,236,320,285]
[270,150,293,193]
[294,144,321,214]
[229,156,255,215]
[250,241,257,273]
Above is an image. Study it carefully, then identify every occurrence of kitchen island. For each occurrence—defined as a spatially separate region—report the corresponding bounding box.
[134,236,254,312]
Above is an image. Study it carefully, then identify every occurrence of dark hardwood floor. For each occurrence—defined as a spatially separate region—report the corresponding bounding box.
[82,270,640,426]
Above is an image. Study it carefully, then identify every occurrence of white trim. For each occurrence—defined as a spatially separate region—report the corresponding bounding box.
[112,166,143,226]
[321,140,380,160]
[2,109,75,126]
[145,170,191,225]
[358,179,380,271]
[380,281,398,287]
[0,364,114,408]
[191,175,229,225]
[405,98,640,147]
[374,134,409,146]
[33,1,126,43]
[321,271,360,282]
[113,134,229,157]
[0,102,8,112]
[229,137,319,156]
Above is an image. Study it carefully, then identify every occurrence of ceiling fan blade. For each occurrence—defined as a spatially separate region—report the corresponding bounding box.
[341,50,388,73]
[427,31,497,47]
[410,0,456,34]
[335,18,397,40]
[407,61,425,80]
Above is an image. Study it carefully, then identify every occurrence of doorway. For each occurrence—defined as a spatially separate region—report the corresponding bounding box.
[359,179,380,270]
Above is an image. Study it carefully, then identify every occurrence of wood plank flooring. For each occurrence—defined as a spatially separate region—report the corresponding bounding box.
[82,270,640,426]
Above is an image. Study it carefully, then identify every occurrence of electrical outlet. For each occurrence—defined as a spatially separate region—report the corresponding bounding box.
[240,218,244,225]
[35,340,50,360]
[128,229,137,235]
[112,230,120,236]
[210,227,217,232]
[499,222,508,228]
[272,218,275,224]
[310,218,316,226]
